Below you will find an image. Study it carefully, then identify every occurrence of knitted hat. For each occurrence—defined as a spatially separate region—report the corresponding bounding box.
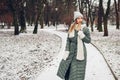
[74,11,83,20]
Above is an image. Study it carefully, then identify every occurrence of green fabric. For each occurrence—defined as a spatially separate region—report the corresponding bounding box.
[57,27,91,80]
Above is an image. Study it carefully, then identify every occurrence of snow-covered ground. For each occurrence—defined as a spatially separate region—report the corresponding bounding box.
[0,24,119,80]
[0,29,61,80]
[35,29,115,80]
[91,25,120,79]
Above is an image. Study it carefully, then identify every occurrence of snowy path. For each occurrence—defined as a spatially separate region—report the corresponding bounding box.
[35,29,115,80]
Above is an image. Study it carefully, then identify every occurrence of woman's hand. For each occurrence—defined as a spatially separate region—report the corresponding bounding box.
[78,31,85,39]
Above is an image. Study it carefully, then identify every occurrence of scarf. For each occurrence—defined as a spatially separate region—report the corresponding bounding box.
[68,25,85,60]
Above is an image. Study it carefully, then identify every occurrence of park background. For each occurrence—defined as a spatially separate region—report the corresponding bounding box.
[0,0,119,80]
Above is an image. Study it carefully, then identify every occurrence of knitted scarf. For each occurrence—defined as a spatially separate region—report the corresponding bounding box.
[77,31,84,60]
[68,24,85,60]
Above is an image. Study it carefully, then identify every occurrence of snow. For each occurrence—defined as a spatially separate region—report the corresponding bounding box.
[36,30,67,80]
[0,29,61,80]
[36,26,115,80]
[35,29,115,80]
[0,24,119,80]
[85,44,115,80]
[91,25,120,79]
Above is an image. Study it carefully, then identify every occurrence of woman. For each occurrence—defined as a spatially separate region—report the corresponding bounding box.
[57,11,91,80]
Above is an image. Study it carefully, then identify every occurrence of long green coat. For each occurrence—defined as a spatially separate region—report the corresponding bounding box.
[57,26,91,80]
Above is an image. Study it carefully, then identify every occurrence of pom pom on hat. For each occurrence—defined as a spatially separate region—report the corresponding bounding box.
[74,11,83,20]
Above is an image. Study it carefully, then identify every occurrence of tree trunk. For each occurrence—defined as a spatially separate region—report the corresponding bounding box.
[89,3,94,31]
[78,0,81,12]
[118,0,120,15]
[91,11,96,32]
[7,0,19,35]
[33,13,40,34]
[78,0,83,13]
[14,11,19,35]
[19,7,27,33]
[86,17,89,27]
[97,0,103,32]
[103,0,111,36]
[82,1,89,27]
[103,17,108,36]
[116,11,119,29]
[90,22,94,32]
[114,0,119,29]
[90,17,95,32]
[33,18,38,34]
[40,15,44,29]
[19,11,26,33]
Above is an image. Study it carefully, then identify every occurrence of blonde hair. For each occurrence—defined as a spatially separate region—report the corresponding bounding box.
[68,22,75,33]
[68,22,81,33]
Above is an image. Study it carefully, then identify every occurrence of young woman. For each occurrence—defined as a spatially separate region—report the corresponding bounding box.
[57,11,91,80]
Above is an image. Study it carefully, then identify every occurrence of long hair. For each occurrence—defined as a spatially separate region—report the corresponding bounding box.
[68,22,76,33]
[68,22,81,33]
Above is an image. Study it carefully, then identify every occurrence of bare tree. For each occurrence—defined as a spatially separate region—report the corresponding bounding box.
[87,0,96,31]
[103,0,111,36]
[33,0,46,34]
[64,0,76,26]
[97,0,104,32]
[7,0,19,35]
[78,0,84,13]
[19,0,27,33]
[55,0,76,26]
[26,0,35,26]
[114,0,119,29]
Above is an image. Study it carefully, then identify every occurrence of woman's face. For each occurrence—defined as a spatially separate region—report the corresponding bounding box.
[75,17,83,24]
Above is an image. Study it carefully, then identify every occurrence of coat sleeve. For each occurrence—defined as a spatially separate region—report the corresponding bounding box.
[82,27,91,43]
[78,27,91,43]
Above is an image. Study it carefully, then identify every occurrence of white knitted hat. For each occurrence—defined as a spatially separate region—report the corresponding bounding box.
[74,11,83,20]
